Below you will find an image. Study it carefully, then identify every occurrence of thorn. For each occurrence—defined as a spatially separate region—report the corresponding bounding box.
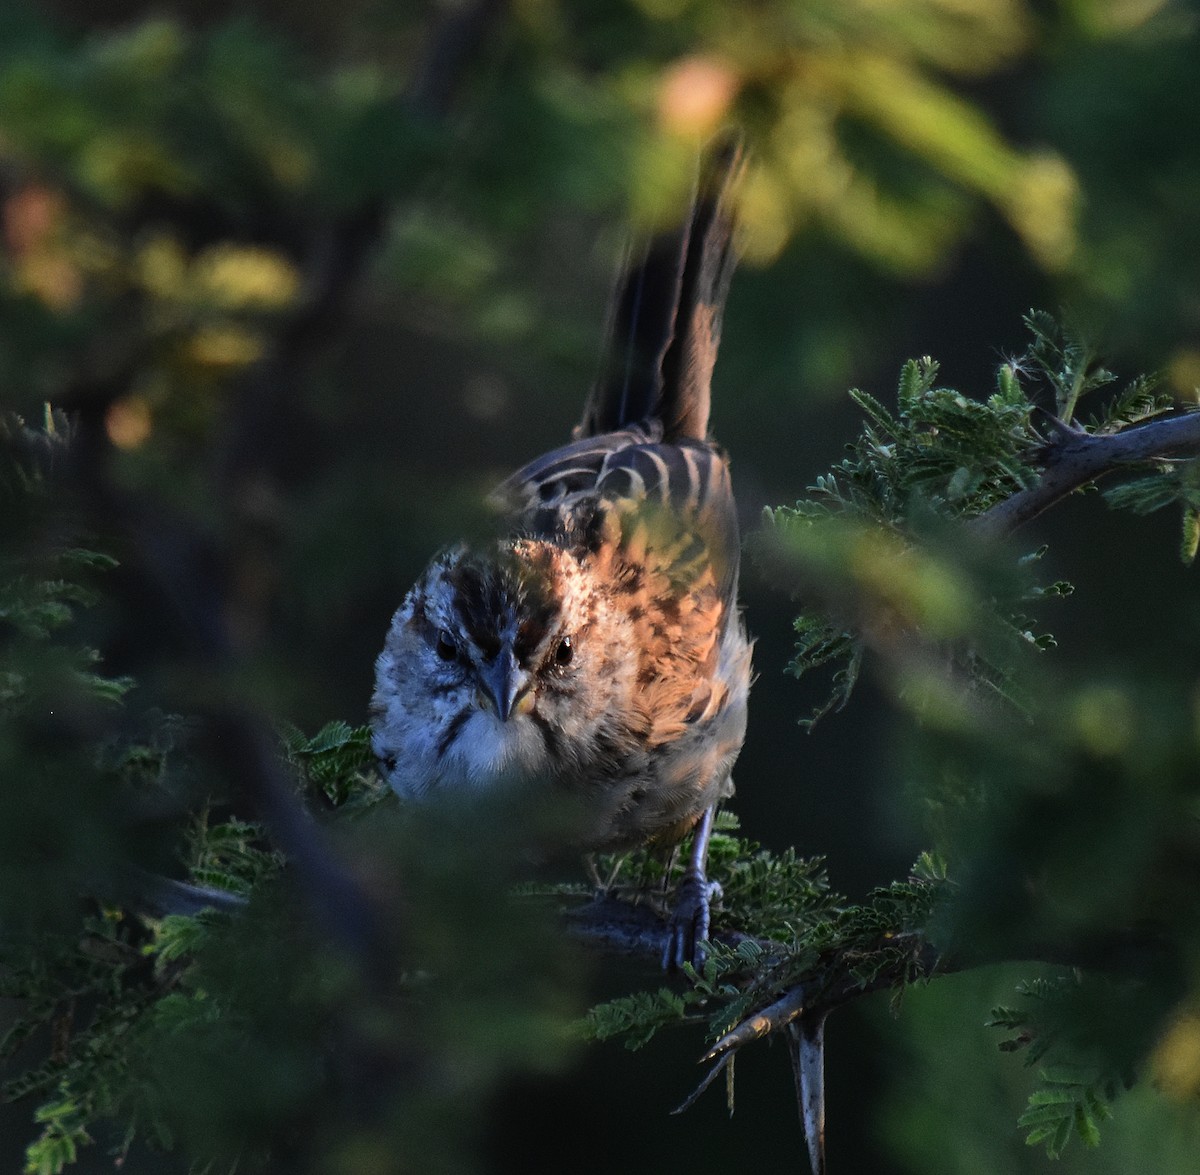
[1033,406,1091,445]
[671,1052,732,1116]
[699,984,806,1062]
[788,1013,828,1175]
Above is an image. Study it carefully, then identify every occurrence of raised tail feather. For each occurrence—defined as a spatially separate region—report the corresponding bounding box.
[578,136,744,443]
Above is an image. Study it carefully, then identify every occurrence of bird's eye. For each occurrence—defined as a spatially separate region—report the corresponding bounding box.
[554,635,574,666]
[435,629,458,661]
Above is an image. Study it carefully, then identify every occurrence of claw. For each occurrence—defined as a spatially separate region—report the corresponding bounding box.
[664,873,721,970]
[663,805,720,971]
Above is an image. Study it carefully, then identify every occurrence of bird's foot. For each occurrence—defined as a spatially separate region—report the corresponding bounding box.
[663,870,722,972]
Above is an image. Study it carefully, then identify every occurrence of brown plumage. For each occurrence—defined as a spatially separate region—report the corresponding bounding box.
[370,139,751,966]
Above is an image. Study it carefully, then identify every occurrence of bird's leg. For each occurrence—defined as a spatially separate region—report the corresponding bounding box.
[664,804,721,971]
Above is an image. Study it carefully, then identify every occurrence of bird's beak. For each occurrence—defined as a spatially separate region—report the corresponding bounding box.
[478,649,533,722]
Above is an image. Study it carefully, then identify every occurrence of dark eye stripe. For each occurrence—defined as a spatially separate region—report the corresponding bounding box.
[514,618,542,660]
[529,709,562,761]
[436,708,472,760]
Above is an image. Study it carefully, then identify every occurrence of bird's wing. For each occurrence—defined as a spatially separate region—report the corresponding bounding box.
[495,428,740,611]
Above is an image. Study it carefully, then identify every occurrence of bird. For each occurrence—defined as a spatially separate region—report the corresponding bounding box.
[369,139,751,968]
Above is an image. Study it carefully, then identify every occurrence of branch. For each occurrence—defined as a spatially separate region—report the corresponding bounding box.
[566,890,1179,1031]
[974,410,1200,536]
[564,894,686,957]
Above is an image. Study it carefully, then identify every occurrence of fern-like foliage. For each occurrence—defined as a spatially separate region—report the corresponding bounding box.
[761,312,1183,730]
[279,719,390,812]
[583,987,701,1051]
[1019,310,1174,432]
[1021,309,1118,422]
[0,709,395,1174]
[1016,1066,1115,1158]
[792,352,1041,527]
[1102,457,1200,564]
[0,408,72,496]
[583,843,950,1063]
[1,409,131,710]
[0,416,412,1172]
[740,314,1200,1160]
[988,974,1132,1157]
[755,329,1065,727]
[589,816,845,942]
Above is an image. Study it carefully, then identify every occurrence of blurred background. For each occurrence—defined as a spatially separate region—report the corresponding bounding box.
[2,0,1200,1170]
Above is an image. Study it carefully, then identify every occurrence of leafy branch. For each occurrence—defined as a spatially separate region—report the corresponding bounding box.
[570,314,1200,1171]
[11,311,1200,1174]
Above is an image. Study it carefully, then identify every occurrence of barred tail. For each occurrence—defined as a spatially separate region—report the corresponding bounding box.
[578,136,743,443]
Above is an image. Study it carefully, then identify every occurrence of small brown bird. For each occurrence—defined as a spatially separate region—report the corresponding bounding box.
[370,141,751,966]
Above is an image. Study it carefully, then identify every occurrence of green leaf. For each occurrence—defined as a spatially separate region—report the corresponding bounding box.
[848,387,898,434]
[1181,505,1200,565]
[1074,1103,1102,1147]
